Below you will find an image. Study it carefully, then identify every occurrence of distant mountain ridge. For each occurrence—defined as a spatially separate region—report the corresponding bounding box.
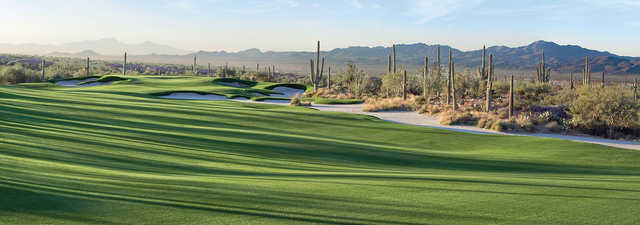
[4,39,640,74]
[0,38,189,55]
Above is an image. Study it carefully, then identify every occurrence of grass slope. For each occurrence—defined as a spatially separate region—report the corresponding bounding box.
[1,76,640,225]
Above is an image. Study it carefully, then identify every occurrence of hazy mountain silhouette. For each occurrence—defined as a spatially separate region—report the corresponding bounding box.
[0,38,189,55]
[6,39,640,74]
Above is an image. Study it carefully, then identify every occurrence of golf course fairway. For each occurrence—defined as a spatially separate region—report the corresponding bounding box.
[1,76,639,225]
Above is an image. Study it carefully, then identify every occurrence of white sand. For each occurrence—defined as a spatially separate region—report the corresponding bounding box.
[231,96,250,100]
[217,82,248,88]
[269,87,305,98]
[158,92,228,100]
[55,78,98,86]
[310,104,640,150]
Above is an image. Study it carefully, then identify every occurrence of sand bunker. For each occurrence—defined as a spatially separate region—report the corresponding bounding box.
[217,82,248,88]
[56,78,99,87]
[231,96,249,100]
[269,87,305,98]
[159,92,228,100]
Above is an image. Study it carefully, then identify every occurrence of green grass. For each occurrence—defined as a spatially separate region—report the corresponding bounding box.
[1,75,640,225]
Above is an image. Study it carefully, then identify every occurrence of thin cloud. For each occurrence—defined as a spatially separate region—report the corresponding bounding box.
[348,0,364,9]
[408,0,485,23]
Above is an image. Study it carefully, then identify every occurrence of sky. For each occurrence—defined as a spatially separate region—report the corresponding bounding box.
[1,0,640,56]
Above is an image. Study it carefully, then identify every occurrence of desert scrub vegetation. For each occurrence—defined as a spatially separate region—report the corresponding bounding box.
[0,64,41,84]
[363,96,420,112]
[417,79,640,139]
[289,95,312,106]
[565,86,639,138]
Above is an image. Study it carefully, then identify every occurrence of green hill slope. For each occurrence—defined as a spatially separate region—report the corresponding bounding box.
[1,76,639,225]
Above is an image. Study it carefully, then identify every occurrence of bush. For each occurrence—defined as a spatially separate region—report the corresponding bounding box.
[0,64,41,84]
[380,71,421,98]
[363,97,416,112]
[289,95,311,106]
[338,62,381,97]
[545,121,564,133]
[568,86,638,138]
[439,110,477,125]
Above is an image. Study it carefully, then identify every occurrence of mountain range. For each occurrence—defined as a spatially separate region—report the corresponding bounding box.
[0,38,189,55]
[2,39,639,74]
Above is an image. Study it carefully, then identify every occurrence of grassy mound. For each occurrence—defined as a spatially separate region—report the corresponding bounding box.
[213,78,257,87]
[262,83,308,91]
[77,75,129,85]
[1,76,640,224]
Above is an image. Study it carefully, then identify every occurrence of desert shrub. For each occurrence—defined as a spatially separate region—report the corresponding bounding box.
[242,71,269,81]
[439,110,477,125]
[336,62,381,97]
[46,65,74,80]
[215,66,236,78]
[0,64,41,84]
[515,82,556,105]
[545,121,564,133]
[568,86,638,138]
[417,103,443,115]
[543,88,577,106]
[514,114,535,132]
[363,97,416,112]
[289,95,311,106]
[380,70,421,98]
[453,70,484,99]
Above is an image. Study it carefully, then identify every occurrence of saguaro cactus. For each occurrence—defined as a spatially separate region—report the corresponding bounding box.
[402,70,407,100]
[41,59,46,80]
[451,51,457,110]
[509,75,514,119]
[570,72,574,89]
[242,65,246,74]
[436,45,441,80]
[423,56,429,99]
[86,57,90,77]
[485,54,494,111]
[634,78,638,103]
[536,51,551,83]
[540,50,547,82]
[446,49,452,105]
[481,45,486,80]
[387,55,392,73]
[392,44,397,73]
[309,41,325,92]
[193,56,197,75]
[123,52,127,76]
[601,72,605,88]
[583,56,591,86]
[327,67,332,88]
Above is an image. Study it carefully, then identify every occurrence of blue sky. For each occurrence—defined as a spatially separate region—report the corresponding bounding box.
[2,0,640,56]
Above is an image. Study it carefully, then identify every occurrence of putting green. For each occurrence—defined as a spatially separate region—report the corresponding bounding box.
[1,76,639,225]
